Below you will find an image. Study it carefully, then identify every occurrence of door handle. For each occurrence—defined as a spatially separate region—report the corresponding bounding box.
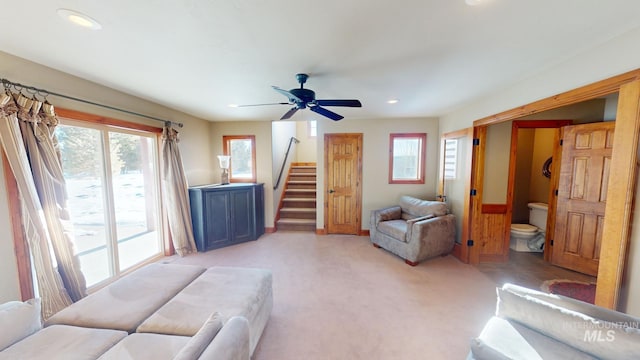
[328,189,335,194]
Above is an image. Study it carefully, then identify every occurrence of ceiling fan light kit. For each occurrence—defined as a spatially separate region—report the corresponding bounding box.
[239,73,362,121]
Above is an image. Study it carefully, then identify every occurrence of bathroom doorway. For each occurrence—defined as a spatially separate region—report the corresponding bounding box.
[506,120,571,262]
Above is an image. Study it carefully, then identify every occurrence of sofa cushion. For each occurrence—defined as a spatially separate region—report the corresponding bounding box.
[173,312,224,360]
[0,325,126,360]
[497,286,640,360]
[399,196,448,218]
[137,267,272,337]
[97,333,190,360]
[377,220,408,242]
[45,263,206,332]
[470,316,597,360]
[0,298,41,351]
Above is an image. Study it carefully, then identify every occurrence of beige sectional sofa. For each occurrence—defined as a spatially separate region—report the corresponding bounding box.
[0,263,272,359]
[469,283,640,360]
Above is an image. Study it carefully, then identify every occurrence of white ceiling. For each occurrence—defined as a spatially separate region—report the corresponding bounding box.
[2,0,640,122]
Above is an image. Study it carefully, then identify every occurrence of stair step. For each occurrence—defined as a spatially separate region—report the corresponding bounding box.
[290,167,316,174]
[280,207,316,219]
[283,198,316,208]
[287,180,316,187]
[276,218,316,232]
[285,189,316,198]
[281,207,316,212]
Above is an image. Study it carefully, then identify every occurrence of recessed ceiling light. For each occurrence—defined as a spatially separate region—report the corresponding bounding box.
[387,99,399,104]
[465,0,482,6]
[228,104,239,108]
[57,9,102,30]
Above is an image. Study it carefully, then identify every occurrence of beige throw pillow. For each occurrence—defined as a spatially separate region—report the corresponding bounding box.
[497,287,640,360]
[0,298,42,351]
[173,312,224,360]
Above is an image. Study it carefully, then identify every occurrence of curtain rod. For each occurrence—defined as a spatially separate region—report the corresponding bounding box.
[0,78,183,128]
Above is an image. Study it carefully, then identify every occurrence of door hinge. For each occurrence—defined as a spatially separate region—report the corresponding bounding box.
[473,138,480,146]
[550,240,554,246]
[555,189,559,196]
[470,189,477,196]
[560,139,564,146]
[467,240,474,247]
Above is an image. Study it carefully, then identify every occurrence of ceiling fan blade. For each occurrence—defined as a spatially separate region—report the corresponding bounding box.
[280,107,299,120]
[272,86,303,103]
[315,99,362,107]
[310,105,343,121]
[236,102,290,107]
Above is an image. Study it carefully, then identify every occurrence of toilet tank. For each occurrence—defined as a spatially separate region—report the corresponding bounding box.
[528,202,548,230]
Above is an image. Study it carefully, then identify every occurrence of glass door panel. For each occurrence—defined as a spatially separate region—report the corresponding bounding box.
[56,124,110,286]
[109,132,161,271]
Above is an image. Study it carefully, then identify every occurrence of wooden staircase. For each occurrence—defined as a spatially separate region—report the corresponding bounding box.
[276,163,316,232]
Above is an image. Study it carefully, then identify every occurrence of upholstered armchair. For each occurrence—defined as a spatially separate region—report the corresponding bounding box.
[369,196,456,266]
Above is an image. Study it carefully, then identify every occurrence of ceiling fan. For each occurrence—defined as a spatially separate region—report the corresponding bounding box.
[238,73,362,121]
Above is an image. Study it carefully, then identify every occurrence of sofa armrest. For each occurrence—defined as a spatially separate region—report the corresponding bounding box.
[197,316,250,360]
[371,206,402,227]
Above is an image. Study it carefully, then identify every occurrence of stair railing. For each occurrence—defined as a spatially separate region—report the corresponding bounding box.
[274,137,300,190]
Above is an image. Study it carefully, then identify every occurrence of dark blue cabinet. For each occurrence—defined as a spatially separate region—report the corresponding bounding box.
[189,183,265,252]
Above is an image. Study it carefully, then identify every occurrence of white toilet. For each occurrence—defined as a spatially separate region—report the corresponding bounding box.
[510,202,548,252]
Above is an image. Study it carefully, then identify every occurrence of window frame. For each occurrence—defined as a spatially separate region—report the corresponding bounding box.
[223,135,257,183]
[308,120,317,138]
[444,138,458,180]
[388,133,427,184]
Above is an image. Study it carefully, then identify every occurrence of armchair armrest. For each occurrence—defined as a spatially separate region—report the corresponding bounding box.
[407,214,456,260]
[371,206,402,227]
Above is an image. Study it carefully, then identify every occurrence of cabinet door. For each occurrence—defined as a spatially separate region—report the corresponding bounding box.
[230,188,255,243]
[204,191,232,249]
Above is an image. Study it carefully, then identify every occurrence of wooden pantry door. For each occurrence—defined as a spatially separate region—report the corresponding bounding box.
[324,133,363,235]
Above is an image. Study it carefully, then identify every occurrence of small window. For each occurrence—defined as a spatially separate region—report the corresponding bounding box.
[223,135,256,183]
[308,120,317,138]
[444,139,458,179]
[389,133,426,184]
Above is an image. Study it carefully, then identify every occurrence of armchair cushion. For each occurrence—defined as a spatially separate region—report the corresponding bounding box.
[377,220,409,242]
[399,196,448,219]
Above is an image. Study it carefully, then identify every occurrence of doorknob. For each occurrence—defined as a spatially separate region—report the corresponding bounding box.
[328,189,335,193]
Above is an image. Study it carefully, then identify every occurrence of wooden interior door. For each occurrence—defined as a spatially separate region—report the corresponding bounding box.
[324,133,363,234]
[438,128,473,263]
[552,122,615,276]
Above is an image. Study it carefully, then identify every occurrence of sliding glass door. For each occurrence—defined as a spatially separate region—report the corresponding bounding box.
[56,120,162,287]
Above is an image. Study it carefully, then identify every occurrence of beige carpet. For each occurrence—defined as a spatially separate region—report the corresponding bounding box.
[166,232,498,360]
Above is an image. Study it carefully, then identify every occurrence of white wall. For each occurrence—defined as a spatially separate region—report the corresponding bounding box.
[209,121,275,228]
[482,121,512,203]
[272,121,297,216]
[440,27,640,133]
[0,51,214,302]
[317,117,439,230]
[529,128,555,203]
[295,121,317,162]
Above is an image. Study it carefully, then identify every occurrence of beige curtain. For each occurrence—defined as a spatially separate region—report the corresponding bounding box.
[162,126,197,256]
[0,92,87,317]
